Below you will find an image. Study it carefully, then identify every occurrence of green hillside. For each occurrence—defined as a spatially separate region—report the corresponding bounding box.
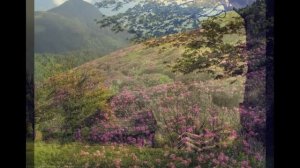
[34,10,266,168]
[35,0,131,54]
[36,11,246,141]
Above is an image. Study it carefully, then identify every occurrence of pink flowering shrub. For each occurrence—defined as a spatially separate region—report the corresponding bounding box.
[240,106,266,142]
[105,81,243,148]
[74,109,156,146]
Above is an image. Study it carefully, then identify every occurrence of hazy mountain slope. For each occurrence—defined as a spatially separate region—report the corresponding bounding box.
[35,11,88,53]
[35,0,131,54]
[49,0,101,24]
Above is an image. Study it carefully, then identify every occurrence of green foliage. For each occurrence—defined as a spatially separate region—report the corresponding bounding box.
[145,12,247,78]
[173,16,246,78]
[33,141,264,168]
[96,0,226,42]
[35,51,103,82]
[238,0,268,40]
[35,69,112,142]
[137,73,173,87]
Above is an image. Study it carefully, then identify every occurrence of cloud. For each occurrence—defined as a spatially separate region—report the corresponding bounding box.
[52,0,67,6]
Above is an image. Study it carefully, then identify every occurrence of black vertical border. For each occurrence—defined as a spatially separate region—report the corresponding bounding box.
[266,0,274,167]
[26,0,34,167]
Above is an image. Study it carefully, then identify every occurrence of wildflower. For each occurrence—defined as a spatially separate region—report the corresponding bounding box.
[228,130,238,140]
[255,152,263,161]
[197,155,204,162]
[170,154,176,160]
[219,152,228,161]
[167,162,176,168]
[242,140,250,148]
[191,105,200,115]
[93,150,104,158]
[204,130,215,138]
[182,159,190,166]
[113,158,122,168]
[80,150,89,156]
[241,160,251,168]
[212,158,219,165]
[186,127,194,133]
[131,153,138,161]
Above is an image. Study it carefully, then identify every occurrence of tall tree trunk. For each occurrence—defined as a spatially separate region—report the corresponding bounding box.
[238,0,267,143]
[235,0,273,166]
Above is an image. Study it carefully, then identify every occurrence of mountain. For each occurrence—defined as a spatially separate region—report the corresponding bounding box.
[35,0,131,54]
[49,0,101,24]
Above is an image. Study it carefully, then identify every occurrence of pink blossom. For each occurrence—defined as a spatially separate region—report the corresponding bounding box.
[169,154,176,160]
[255,152,263,161]
[241,160,251,168]
[167,162,176,168]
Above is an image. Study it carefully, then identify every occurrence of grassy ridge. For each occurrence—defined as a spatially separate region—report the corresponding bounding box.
[32,11,267,168]
[35,11,247,143]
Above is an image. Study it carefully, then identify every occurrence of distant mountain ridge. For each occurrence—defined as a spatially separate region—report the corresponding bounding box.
[35,0,131,54]
[49,0,102,24]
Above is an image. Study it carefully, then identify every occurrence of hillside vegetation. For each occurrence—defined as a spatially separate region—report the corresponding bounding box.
[34,11,265,168]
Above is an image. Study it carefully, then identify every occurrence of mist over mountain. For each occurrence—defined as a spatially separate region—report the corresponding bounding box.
[35,0,131,54]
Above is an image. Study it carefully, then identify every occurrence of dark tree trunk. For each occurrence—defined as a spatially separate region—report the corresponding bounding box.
[234,0,273,166]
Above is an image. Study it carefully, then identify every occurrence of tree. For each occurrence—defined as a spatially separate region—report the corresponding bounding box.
[96,0,229,41]
[96,0,273,165]
[35,69,112,142]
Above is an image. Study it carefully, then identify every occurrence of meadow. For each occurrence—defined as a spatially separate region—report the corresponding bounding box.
[32,140,264,168]
[32,11,266,168]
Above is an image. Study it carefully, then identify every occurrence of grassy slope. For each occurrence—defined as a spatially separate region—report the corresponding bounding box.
[36,10,246,134]
[33,11,264,168]
[69,39,245,134]
[32,141,264,168]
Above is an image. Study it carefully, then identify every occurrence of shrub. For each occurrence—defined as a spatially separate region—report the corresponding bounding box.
[106,81,241,147]
[35,69,112,142]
